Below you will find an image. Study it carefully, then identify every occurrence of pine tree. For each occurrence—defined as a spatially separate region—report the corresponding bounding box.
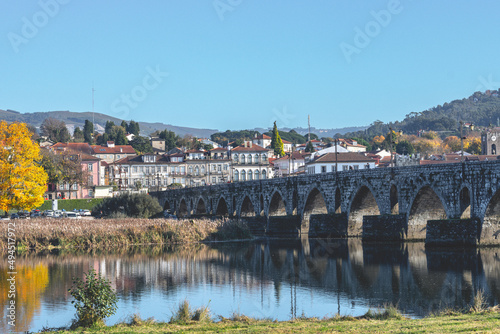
[271,121,285,157]
[305,141,314,152]
[83,120,94,144]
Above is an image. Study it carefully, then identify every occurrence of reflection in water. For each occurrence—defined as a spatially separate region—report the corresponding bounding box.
[1,240,500,333]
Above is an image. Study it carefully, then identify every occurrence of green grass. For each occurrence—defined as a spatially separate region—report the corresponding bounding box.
[38,310,500,333]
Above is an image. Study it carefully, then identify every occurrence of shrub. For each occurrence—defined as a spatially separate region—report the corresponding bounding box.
[170,299,211,324]
[92,193,163,218]
[69,268,118,328]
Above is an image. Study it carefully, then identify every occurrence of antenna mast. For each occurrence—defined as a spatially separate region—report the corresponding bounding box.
[308,115,311,142]
[92,83,95,125]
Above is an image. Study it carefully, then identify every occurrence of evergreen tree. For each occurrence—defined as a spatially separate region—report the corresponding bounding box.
[159,130,180,151]
[73,127,84,142]
[105,121,115,134]
[120,120,128,129]
[271,121,285,157]
[305,141,314,152]
[127,120,140,136]
[83,120,94,144]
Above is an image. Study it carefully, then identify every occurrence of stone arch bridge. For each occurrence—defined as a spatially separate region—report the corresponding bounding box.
[152,161,500,245]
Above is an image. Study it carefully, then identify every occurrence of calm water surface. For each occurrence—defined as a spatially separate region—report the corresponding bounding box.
[1,239,500,333]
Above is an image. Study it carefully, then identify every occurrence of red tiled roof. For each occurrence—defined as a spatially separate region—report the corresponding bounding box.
[310,152,374,164]
[231,144,268,152]
[255,134,271,140]
[211,147,226,152]
[273,152,306,162]
[51,142,93,155]
[91,145,136,154]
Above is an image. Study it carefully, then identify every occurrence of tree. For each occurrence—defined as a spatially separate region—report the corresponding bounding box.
[83,120,94,144]
[104,121,115,135]
[110,126,128,145]
[127,120,140,136]
[73,127,84,142]
[395,140,415,155]
[305,141,314,152]
[120,120,128,129]
[271,121,285,157]
[0,121,48,212]
[130,136,153,154]
[159,130,180,151]
[40,118,70,142]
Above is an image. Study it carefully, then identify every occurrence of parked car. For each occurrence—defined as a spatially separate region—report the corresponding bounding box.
[82,209,91,216]
[44,210,54,217]
[18,211,30,219]
[31,212,42,218]
[64,212,81,219]
[10,213,19,219]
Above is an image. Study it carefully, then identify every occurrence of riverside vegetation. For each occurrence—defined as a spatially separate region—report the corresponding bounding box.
[40,298,500,333]
[0,218,252,251]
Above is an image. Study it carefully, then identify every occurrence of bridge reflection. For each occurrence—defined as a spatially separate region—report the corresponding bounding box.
[3,240,500,332]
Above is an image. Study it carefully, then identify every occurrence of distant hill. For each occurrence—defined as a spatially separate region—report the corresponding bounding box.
[0,109,219,138]
[344,90,500,139]
[252,126,368,138]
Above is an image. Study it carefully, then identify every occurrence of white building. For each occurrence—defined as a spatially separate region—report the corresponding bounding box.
[231,142,273,181]
[273,152,307,176]
[306,152,376,174]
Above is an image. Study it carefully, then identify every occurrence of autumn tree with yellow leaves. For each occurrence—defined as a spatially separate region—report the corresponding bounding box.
[0,121,48,212]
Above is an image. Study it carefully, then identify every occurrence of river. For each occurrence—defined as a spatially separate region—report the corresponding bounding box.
[1,239,500,333]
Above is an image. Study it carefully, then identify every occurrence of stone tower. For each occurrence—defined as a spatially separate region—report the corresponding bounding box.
[481,131,500,155]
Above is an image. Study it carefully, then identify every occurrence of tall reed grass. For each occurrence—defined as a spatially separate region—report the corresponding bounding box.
[0,218,251,250]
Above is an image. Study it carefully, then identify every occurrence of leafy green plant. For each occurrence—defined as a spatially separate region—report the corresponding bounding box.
[92,193,162,218]
[69,268,118,327]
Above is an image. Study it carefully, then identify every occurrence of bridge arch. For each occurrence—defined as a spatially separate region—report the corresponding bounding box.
[335,188,341,213]
[178,198,189,218]
[482,188,500,242]
[303,187,328,216]
[216,196,229,216]
[408,185,447,239]
[459,186,471,219]
[268,190,287,217]
[194,197,207,215]
[348,185,380,236]
[163,200,171,212]
[390,184,399,214]
[259,194,264,216]
[292,189,298,215]
[240,195,256,217]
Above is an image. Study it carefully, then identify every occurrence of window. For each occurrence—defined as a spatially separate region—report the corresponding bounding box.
[217,164,221,171]
[241,170,246,181]
[189,166,193,174]
[88,163,93,171]
[234,170,239,181]
[87,175,93,185]
[201,166,205,174]
[263,154,267,161]
[140,166,144,173]
[331,166,336,172]
[201,180,206,186]
[240,155,246,164]
[353,165,359,170]
[212,164,216,171]
[321,166,327,173]
[117,155,121,159]
[255,170,260,180]
[180,166,185,173]
[212,177,216,183]
[254,155,258,163]
[224,164,228,171]
[248,170,253,180]
[262,170,267,179]
[233,154,238,161]
[343,165,348,171]
[195,166,199,176]
[133,166,137,173]
[73,183,79,190]
[88,189,93,197]
[163,166,167,172]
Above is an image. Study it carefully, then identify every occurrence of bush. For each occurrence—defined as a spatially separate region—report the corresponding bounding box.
[69,268,118,328]
[92,193,163,218]
[170,299,211,324]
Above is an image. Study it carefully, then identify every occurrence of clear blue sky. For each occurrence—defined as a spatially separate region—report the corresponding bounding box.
[1,0,500,132]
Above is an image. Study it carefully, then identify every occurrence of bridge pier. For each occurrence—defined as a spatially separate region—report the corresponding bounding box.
[240,216,267,236]
[425,218,480,247]
[267,215,301,237]
[362,214,407,241]
[307,213,348,238]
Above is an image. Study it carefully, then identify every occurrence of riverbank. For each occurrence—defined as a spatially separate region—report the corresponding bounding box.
[39,309,500,333]
[1,218,251,251]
